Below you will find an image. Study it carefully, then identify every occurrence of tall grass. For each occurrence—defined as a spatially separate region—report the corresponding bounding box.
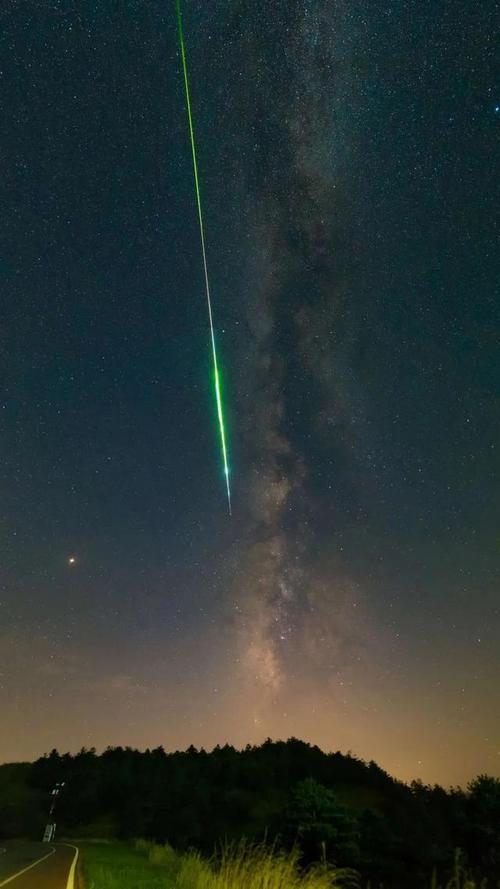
[432,849,489,889]
[83,840,496,889]
[175,841,358,889]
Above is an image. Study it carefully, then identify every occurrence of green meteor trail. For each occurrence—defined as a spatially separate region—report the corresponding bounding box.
[175,0,232,516]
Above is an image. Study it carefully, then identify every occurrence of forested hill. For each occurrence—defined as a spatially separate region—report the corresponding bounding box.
[1,739,499,886]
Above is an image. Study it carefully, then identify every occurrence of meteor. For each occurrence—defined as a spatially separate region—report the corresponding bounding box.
[175,0,232,515]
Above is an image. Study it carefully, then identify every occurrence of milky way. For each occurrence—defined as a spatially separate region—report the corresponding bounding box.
[1,0,498,786]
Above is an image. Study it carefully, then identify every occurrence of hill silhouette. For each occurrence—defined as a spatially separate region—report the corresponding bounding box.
[1,738,499,886]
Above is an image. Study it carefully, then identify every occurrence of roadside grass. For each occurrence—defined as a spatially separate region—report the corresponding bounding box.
[81,839,357,888]
[433,849,487,889]
[175,841,358,888]
[79,840,177,888]
[80,840,490,888]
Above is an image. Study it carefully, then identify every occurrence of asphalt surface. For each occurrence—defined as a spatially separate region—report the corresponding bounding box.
[0,842,77,889]
[0,844,46,883]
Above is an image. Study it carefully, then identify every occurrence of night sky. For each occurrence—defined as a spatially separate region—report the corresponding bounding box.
[1,1,499,786]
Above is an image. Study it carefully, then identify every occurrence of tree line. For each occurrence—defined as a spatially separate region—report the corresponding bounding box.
[1,738,499,886]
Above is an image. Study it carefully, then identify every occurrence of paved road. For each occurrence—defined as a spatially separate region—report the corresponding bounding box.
[0,844,47,883]
[0,843,78,889]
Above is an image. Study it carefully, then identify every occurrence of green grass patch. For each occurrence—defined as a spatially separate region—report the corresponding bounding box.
[80,840,357,889]
[80,841,177,888]
[80,839,489,889]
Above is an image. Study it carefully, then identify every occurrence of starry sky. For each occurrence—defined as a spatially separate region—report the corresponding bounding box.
[1,0,498,786]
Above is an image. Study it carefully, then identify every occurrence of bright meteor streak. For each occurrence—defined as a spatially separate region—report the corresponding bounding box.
[175,0,232,516]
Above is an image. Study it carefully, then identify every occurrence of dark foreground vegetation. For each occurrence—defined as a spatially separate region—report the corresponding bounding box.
[1,739,499,886]
[81,839,355,889]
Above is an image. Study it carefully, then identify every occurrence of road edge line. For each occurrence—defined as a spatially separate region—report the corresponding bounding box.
[62,844,79,889]
[0,846,56,886]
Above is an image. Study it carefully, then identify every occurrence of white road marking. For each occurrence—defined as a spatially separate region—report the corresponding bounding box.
[0,847,56,886]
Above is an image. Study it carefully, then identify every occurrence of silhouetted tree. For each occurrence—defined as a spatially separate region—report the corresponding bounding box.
[461,775,500,879]
[286,777,359,866]
[0,739,496,887]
